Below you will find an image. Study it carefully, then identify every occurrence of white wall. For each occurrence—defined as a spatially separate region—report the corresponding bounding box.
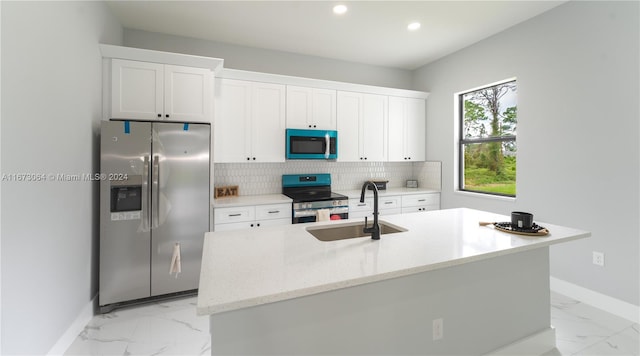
[412,1,639,307]
[1,1,122,354]
[123,29,414,90]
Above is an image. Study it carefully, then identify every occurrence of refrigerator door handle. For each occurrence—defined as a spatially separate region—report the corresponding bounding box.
[152,154,160,229]
[141,154,151,231]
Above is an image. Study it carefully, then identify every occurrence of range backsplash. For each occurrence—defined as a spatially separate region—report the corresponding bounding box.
[214,161,441,196]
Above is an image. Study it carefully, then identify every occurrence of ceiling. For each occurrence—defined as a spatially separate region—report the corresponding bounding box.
[105,1,566,70]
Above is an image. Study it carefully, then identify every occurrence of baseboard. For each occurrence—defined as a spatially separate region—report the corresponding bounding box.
[550,276,639,324]
[47,296,96,355]
[484,327,556,356]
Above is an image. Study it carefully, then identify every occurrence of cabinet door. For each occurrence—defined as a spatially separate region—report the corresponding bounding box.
[256,218,291,228]
[388,97,426,162]
[311,88,337,130]
[214,221,255,232]
[337,92,386,162]
[214,79,251,162]
[286,86,312,129]
[111,59,163,120]
[337,91,362,162]
[164,65,212,123]
[388,96,408,162]
[406,98,426,161]
[286,86,336,130]
[251,83,286,162]
[361,94,387,161]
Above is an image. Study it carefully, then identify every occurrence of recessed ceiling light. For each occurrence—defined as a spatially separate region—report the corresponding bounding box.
[333,4,348,15]
[408,22,421,31]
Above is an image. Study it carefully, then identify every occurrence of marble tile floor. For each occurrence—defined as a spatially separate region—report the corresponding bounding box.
[64,291,638,356]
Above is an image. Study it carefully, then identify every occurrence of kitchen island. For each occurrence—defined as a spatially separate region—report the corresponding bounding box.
[197,208,589,355]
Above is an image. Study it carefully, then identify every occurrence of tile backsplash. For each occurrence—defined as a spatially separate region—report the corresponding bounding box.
[214,161,441,196]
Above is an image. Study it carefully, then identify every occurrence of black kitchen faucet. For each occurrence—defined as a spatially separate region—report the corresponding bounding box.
[360,181,380,240]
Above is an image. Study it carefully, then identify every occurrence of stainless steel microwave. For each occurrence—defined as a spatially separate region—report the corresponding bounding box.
[286,129,337,160]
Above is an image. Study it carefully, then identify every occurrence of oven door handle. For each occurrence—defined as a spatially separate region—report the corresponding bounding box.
[294,210,318,218]
[330,207,349,215]
[293,206,349,218]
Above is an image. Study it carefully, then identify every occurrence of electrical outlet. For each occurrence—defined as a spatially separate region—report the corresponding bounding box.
[593,251,605,267]
[433,318,443,340]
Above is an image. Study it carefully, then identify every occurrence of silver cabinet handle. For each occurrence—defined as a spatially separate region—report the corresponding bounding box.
[357,203,367,207]
[384,201,393,205]
[268,210,280,214]
[228,213,242,217]
[418,199,426,202]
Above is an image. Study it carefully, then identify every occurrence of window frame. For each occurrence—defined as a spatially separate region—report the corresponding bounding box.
[457,79,517,198]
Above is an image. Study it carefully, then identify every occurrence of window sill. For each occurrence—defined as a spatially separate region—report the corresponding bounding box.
[454,189,517,203]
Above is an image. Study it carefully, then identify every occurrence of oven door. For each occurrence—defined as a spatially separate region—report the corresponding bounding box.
[292,206,348,224]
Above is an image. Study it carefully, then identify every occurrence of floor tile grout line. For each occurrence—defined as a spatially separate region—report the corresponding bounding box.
[567,322,639,356]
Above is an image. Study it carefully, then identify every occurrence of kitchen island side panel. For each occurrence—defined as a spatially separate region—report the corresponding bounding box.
[209,247,551,355]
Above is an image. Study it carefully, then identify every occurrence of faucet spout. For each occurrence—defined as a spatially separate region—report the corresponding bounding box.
[360,181,380,240]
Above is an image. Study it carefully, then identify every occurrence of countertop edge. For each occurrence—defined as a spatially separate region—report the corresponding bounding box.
[212,194,292,208]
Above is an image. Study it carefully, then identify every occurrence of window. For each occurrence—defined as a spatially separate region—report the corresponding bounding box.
[459,80,517,197]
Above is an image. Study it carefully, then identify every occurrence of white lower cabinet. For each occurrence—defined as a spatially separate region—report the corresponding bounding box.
[214,203,291,231]
[349,195,401,219]
[350,192,440,218]
[401,193,440,213]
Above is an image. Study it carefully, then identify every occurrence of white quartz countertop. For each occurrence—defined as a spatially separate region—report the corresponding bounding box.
[337,187,440,199]
[212,194,292,208]
[197,208,590,316]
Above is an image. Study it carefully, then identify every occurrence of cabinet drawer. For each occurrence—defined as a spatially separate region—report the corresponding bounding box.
[379,196,400,210]
[401,193,440,208]
[349,199,372,212]
[214,206,255,224]
[255,204,291,220]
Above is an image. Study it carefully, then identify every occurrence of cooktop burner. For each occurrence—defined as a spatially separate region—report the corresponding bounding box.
[286,191,348,203]
[282,174,347,202]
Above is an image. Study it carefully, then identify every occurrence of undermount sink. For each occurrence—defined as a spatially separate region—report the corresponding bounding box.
[306,220,407,241]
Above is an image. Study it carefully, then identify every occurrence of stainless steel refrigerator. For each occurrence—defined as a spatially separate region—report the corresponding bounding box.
[99,120,210,312]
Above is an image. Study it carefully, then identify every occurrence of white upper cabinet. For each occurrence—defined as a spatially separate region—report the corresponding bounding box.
[388,96,426,162]
[214,79,285,163]
[286,86,337,130]
[111,59,212,122]
[337,91,387,162]
[163,65,212,122]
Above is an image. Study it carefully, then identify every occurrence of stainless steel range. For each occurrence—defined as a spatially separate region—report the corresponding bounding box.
[282,174,349,224]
